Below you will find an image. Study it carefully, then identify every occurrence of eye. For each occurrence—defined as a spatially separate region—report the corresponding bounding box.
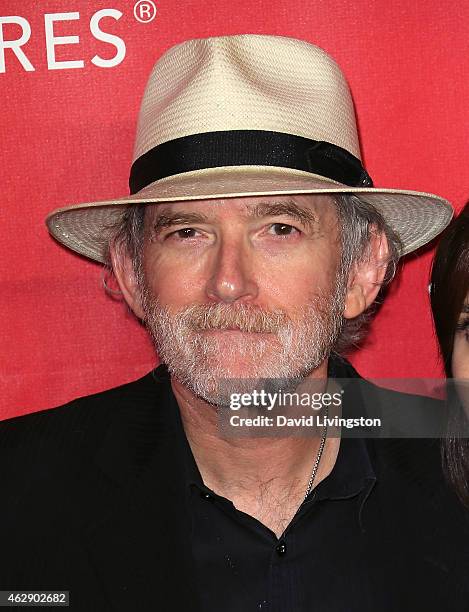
[168,227,199,240]
[456,318,469,342]
[268,223,300,237]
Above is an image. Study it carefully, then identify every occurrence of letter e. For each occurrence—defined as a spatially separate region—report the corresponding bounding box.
[44,12,84,70]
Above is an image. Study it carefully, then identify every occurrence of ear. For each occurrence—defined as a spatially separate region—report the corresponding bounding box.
[343,229,390,319]
[110,243,145,319]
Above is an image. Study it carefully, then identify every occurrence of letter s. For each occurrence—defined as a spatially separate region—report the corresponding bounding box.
[90,9,125,68]
[332,392,342,406]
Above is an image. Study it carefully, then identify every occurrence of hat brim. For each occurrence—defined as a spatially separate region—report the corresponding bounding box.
[46,166,453,263]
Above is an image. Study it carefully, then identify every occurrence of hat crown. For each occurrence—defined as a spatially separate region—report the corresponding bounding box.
[133,34,361,163]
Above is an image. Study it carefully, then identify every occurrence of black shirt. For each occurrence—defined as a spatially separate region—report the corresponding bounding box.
[179,427,376,611]
[151,357,469,611]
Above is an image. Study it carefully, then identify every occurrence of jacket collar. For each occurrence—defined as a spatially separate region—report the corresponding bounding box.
[85,369,202,611]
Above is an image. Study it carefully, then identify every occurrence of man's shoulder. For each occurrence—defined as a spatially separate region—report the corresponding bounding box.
[336,359,463,508]
[0,367,175,522]
[0,369,164,450]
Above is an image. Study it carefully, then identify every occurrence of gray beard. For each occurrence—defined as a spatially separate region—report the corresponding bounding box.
[138,279,346,407]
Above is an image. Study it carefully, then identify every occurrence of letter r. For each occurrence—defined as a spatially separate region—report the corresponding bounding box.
[0,16,35,73]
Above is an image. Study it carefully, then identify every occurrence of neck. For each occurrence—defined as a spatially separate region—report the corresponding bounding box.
[171,358,340,535]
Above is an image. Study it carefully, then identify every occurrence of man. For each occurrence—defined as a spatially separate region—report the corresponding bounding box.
[1,35,468,611]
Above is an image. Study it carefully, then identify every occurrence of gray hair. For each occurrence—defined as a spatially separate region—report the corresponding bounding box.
[105,193,402,355]
[332,193,402,353]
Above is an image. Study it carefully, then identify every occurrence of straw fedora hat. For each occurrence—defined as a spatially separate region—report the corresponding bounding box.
[46,34,453,263]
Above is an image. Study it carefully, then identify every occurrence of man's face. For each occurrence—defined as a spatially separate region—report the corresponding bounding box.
[135,194,347,404]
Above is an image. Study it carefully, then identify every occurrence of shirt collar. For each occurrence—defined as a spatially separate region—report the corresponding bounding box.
[313,437,376,502]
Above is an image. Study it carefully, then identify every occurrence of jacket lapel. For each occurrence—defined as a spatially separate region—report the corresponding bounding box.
[84,369,202,611]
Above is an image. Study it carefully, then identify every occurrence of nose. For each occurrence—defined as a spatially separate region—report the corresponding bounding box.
[205,236,258,303]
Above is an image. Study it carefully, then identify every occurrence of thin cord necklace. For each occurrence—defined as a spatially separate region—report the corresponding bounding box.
[303,403,329,500]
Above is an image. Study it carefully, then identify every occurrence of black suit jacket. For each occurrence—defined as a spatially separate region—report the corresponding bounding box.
[1,366,468,611]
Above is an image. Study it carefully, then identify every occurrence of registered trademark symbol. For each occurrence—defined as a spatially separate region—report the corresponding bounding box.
[133,0,157,23]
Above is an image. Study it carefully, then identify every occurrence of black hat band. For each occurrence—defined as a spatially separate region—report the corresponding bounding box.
[129,129,373,194]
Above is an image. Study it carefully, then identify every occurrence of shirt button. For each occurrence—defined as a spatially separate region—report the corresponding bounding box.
[200,491,213,500]
[275,541,287,556]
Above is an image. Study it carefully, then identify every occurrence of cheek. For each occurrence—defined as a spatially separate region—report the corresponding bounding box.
[452,334,469,379]
[141,248,208,305]
[255,249,339,307]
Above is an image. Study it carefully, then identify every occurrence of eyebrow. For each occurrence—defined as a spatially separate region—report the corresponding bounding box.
[151,211,209,233]
[150,199,319,233]
[247,200,319,228]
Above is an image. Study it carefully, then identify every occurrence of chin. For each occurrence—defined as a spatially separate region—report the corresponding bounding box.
[202,355,269,380]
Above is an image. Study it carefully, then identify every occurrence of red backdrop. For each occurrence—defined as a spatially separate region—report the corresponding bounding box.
[2,1,468,419]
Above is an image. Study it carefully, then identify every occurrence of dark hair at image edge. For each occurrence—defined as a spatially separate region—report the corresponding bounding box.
[430,201,469,508]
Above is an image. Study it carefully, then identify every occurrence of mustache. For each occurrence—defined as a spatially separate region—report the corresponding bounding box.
[175,303,290,334]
